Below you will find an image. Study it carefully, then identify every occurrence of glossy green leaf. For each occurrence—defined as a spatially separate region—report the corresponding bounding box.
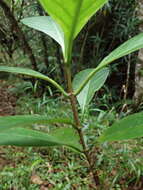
[0,127,82,152]
[99,112,143,142]
[21,16,65,54]
[73,68,109,112]
[0,66,68,96]
[99,33,143,68]
[75,33,143,95]
[38,0,108,61]
[0,115,74,132]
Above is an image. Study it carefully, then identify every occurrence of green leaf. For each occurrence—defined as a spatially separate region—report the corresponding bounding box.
[99,33,143,68]
[0,115,74,132]
[38,0,108,61]
[0,66,68,96]
[50,127,82,151]
[75,33,143,95]
[73,68,109,112]
[0,127,82,152]
[99,112,143,142]
[21,16,65,54]
[0,66,55,81]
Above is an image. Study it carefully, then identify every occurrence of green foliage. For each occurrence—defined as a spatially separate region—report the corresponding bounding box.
[8,81,36,95]
[21,16,65,54]
[0,146,92,189]
[75,33,143,95]
[99,112,143,142]
[73,67,109,112]
[0,66,67,96]
[16,95,71,117]
[1,0,143,187]
[0,127,82,152]
[38,0,108,61]
[99,33,143,68]
[1,0,143,152]
[1,109,143,189]
[0,115,73,132]
[0,114,81,151]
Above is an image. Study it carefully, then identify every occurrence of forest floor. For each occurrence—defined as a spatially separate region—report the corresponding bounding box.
[0,80,16,116]
[1,81,143,189]
[0,80,17,172]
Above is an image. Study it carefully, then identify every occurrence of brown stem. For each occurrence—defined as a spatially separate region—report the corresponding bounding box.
[65,64,100,189]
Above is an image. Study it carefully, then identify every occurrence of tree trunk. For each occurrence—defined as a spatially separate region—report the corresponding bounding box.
[134,0,143,107]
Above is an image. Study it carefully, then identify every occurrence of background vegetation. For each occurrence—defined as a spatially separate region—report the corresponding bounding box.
[0,0,143,189]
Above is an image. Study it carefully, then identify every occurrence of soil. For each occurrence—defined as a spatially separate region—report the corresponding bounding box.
[0,80,17,116]
[0,81,17,169]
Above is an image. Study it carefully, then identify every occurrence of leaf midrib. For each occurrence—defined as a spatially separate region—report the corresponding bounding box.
[67,0,84,58]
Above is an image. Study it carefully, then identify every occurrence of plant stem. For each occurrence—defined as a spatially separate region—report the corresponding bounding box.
[65,64,100,189]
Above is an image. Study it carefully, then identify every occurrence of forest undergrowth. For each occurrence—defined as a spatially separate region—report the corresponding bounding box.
[0,80,143,190]
[0,0,143,189]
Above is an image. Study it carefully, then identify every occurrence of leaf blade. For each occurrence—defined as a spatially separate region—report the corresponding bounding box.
[0,66,68,96]
[38,0,108,60]
[73,68,109,112]
[99,112,143,142]
[50,127,82,151]
[0,115,74,132]
[75,33,143,96]
[99,33,143,68]
[0,127,82,152]
[21,16,65,54]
